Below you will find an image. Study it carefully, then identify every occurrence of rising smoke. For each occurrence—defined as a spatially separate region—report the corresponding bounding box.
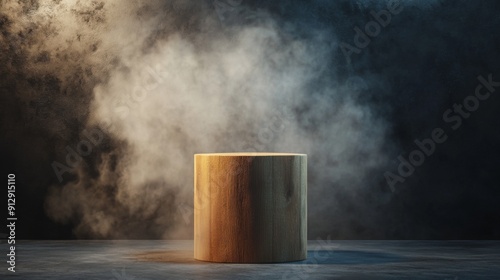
[10,0,385,239]
[2,0,499,239]
[42,0,391,239]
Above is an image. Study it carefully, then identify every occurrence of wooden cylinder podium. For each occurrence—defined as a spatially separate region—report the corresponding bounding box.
[194,153,307,263]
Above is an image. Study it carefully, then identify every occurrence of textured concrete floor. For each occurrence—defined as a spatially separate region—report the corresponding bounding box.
[1,240,499,279]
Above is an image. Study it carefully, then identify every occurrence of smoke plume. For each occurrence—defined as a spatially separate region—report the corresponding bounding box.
[13,0,386,239]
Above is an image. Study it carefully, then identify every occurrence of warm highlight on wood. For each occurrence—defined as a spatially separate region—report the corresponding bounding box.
[194,153,307,263]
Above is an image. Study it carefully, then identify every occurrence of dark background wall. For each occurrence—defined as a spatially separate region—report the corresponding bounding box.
[1,0,499,240]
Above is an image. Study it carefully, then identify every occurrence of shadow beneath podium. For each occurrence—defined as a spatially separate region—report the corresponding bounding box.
[293,250,409,265]
[133,249,408,265]
[134,250,199,264]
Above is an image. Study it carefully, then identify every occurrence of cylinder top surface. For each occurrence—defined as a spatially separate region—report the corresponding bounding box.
[195,152,306,157]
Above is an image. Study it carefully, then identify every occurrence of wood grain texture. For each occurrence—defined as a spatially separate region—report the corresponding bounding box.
[194,153,307,263]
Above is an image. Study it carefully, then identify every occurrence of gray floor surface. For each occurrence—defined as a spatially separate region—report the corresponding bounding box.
[1,240,499,279]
